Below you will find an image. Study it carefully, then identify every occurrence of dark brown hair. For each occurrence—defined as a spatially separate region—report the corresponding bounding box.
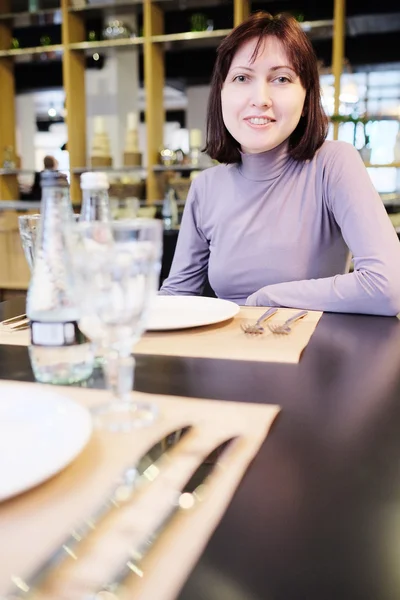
[205,12,328,163]
[43,155,57,169]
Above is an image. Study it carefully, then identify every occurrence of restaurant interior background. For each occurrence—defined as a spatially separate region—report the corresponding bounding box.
[0,0,400,295]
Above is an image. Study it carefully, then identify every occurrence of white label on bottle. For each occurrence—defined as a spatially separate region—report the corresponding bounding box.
[30,321,85,347]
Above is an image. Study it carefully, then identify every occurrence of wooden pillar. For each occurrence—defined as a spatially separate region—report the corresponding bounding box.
[61,0,86,205]
[332,0,346,140]
[144,0,165,203]
[234,0,250,27]
[0,1,18,200]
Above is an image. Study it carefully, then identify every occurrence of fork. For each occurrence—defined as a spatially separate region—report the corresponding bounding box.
[241,307,278,334]
[268,310,308,335]
[1,313,27,326]
[0,314,29,331]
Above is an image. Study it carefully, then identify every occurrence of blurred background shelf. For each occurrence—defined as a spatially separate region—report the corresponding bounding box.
[366,163,400,168]
[0,169,36,175]
[68,1,143,13]
[0,7,61,20]
[68,38,144,50]
[0,44,63,57]
[152,164,209,172]
[72,166,145,173]
[0,201,41,210]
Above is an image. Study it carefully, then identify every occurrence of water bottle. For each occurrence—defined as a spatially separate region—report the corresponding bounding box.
[78,171,111,365]
[162,186,179,230]
[26,171,94,384]
[79,171,111,222]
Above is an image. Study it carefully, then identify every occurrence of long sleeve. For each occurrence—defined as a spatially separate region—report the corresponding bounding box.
[246,143,400,316]
[160,178,209,296]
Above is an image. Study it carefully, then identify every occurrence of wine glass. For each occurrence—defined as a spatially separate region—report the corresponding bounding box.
[18,213,80,271]
[68,219,163,432]
[18,214,41,271]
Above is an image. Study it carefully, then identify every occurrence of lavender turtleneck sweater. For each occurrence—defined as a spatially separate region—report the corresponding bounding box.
[160,140,400,316]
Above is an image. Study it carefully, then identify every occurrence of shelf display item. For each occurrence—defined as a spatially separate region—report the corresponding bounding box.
[189,128,205,167]
[102,19,136,40]
[90,116,112,168]
[123,112,142,167]
[394,131,400,163]
[159,147,177,167]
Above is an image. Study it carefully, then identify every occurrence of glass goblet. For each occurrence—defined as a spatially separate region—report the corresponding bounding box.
[18,214,41,271]
[69,219,163,432]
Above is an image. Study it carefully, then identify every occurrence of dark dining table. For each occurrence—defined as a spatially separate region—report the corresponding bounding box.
[2,296,400,600]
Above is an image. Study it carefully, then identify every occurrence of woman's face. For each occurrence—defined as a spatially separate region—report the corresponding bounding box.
[221,36,307,154]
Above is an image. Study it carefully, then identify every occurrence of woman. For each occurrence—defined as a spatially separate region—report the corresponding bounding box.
[160,12,400,316]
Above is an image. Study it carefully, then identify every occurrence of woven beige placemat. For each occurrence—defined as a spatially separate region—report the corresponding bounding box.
[0,307,322,363]
[136,306,322,363]
[0,380,280,600]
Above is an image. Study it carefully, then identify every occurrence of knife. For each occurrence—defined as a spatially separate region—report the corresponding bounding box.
[8,425,192,598]
[98,435,239,596]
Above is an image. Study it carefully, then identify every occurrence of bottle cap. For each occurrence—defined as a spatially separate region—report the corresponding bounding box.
[40,170,69,188]
[80,171,109,191]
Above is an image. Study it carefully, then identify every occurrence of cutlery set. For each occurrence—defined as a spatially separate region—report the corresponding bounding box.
[5,429,238,599]
[98,436,237,597]
[241,309,308,335]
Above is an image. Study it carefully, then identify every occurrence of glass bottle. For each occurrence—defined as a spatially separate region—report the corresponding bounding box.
[79,171,111,222]
[162,186,179,230]
[78,171,112,366]
[26,171,94,384]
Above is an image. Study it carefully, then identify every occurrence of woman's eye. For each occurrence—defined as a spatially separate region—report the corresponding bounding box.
[233,75,248,83]
[275,76,290,84]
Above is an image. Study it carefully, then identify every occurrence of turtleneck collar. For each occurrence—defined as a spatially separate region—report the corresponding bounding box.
[238,140,291,182]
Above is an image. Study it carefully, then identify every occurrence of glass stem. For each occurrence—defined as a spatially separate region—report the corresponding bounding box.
[103,351,135,402]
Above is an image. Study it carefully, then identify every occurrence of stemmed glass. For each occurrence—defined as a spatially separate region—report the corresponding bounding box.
[18,213,80,272]
[18,214,41,271]
[68,218,163,432]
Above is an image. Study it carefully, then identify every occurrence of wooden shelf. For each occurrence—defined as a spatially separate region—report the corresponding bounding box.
[0,44,63,57]
[69,37,144,50]
[0,281,28,290]
[0,201,41,210]
[365,163,400,168]
[156,0,231,9]
[381,193,400,207]
[72,166,145,173]
[151,29,232,44]
[152,164,210,172]
[301,19,334,30]
[332,115,400,123]
[0,169,35,175]
[0,8,61,20]
[300,19,333,39]
[68,1,142,13]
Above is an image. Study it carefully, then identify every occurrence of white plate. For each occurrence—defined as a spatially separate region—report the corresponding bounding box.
[0,385,92,502]
[147,296,240,331]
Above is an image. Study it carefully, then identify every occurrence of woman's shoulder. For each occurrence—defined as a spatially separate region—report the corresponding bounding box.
[190,162,237,191]
[314,140,362,167]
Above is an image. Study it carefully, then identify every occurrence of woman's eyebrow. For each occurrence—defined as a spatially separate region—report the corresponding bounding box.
[230,64,297,73]
[269,65,297,73]
[230,65,255,72]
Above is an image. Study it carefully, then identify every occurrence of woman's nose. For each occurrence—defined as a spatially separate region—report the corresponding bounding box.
[251,83,272,108]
